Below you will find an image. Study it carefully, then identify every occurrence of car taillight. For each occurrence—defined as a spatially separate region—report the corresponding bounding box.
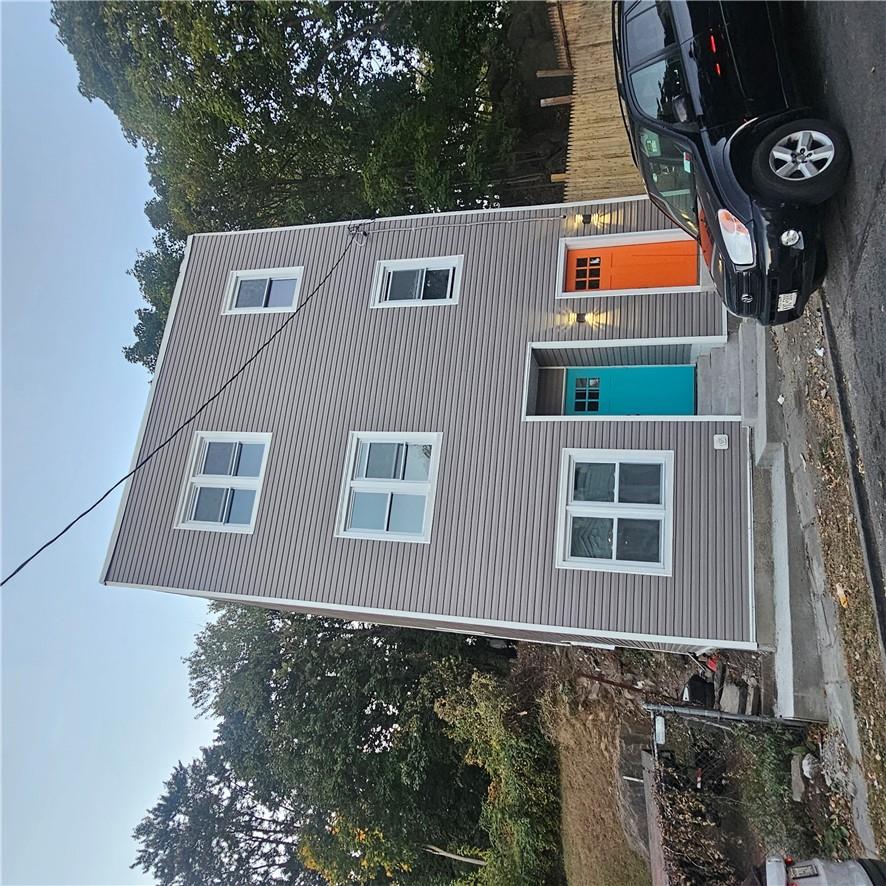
[708,31,723,76]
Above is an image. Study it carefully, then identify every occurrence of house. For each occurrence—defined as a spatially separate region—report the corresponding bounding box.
[103,196,774,657]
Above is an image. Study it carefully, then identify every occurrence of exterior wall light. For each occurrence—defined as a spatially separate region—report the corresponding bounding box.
[575,212,592,225]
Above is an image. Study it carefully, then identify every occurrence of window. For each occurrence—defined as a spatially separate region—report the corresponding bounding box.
[224,267,303,314]
[370,256,462,308]
[177,432,271,533]
[336,432,442,543]
[625,3,677,65]
[636,128,699,236]
[630,55,689,125]
[555,449,673,575]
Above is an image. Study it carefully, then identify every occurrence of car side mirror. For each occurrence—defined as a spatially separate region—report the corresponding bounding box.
[673,95,693,123]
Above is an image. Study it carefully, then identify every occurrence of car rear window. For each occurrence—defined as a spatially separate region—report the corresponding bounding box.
[626,3,678,65]
[630,55,689,124]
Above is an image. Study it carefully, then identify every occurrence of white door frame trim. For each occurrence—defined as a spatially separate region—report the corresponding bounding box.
[520,335,734,422]
[555,228,706,300]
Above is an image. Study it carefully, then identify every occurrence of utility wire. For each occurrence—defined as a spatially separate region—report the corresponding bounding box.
[1,227,364,587]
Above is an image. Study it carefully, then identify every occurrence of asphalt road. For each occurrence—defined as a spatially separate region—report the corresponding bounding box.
[786,2,886,605]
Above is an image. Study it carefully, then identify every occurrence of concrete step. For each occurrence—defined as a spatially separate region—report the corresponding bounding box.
[722,335,742,414]
[695,352,712,414]
[739,319,760,426]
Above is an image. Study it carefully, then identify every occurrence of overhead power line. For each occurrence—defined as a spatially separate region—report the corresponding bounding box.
[1,226,364,587]
[2,208,573,587]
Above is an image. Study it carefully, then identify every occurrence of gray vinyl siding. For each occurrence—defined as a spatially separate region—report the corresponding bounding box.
[106,198,751,646]
[536,369,566,415]
[533,343,692,368]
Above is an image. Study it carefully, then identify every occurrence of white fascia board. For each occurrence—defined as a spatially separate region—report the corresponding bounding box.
[100,236,194,584]
[194,195,651,239]
[103,581,758,651]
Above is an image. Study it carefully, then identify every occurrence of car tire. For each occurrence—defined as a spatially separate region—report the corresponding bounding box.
[751,118,850,205]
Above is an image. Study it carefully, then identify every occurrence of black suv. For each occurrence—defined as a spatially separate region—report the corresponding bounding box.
[612,1,850,324]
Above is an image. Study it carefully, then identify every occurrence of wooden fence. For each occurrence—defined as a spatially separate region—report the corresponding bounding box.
[546,0,644,201]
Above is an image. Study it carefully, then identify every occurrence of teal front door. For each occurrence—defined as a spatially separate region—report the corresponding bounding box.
[564,365,695,416]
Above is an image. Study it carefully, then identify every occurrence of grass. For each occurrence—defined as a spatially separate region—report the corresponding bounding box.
[550,698,650,886]
[732,726,817,855]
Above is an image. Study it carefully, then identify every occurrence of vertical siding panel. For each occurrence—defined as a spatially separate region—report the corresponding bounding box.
[108,200,752,647]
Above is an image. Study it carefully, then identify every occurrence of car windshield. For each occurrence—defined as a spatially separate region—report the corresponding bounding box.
[636,127,699,236]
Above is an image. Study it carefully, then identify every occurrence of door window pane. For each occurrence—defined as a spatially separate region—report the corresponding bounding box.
[235,443,265,478]
[349,492,389,531]
[203,442,236,475]
[631,55,688,124]
[626,4,677,65]
[387,269,421,301]
[616,519,661,562]
[619,463,662,504]
[388,494,425,534]
[227,489,256,525]
[570,516,614,559]
[265,277,297,308]
[194,487,227,522]
[363,443,403,479]
[403,444,432,481]
[422,269,451,300]
[573,463,616,502]
[235,278,267,308]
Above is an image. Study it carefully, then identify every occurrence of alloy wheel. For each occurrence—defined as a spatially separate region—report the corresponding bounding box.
[768,129,836,180]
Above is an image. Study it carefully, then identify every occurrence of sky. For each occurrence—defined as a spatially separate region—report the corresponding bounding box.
[1,4,217,884]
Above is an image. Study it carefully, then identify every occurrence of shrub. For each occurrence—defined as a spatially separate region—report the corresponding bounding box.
[435,670,565,886]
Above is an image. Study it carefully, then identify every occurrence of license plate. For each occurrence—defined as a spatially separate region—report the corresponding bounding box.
[777,291,798,311]
[788,863,818,878]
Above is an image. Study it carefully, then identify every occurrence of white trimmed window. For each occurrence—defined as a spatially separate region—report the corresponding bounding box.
[223,267,303,314]
[370,256,462,308]
[336,432,442,543]
[176,432,272,533]
[555,448,674,575]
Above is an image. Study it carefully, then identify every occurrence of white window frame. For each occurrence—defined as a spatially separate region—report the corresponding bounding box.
[222,266,304,315]
[175,431,272,534]
[369,256,463,309]
[335,431,443,544]
[555,448,674,575]
[554,229,704,299]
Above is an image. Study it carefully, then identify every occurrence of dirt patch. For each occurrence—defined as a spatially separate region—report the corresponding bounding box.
[774,300,886,852]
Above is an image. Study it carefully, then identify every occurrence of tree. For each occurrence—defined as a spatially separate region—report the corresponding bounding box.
[184,605,508,882]
[132,745,325,885]
[51,1,563,370]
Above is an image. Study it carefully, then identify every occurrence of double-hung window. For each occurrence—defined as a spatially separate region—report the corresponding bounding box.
[177,432,271,533]
[556,448,673,575]
[336,432,442,543]
[224,267,303,314]
[370,256,462,308]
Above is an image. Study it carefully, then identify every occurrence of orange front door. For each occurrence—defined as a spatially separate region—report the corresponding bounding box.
[565,239,698,292]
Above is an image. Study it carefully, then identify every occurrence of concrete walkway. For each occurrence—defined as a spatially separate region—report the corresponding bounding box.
[771,320,880,856]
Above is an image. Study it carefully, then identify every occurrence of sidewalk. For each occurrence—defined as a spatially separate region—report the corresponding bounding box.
[771,300,886,855]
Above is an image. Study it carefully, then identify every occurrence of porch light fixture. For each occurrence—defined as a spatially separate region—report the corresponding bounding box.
[575,312,589,324]
[575,212,592,226]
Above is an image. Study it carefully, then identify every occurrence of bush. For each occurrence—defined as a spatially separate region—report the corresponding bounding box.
[435,670,565,886]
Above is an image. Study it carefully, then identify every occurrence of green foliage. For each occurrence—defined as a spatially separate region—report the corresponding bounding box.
[50,1,559,371]
[180,605,508,883]
[132,746,324,885]
[733,726,816,855]
[435,670,565,886]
